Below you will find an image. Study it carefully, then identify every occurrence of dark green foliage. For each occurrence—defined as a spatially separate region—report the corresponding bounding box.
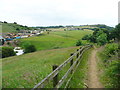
[22,42,36,53]
[82,34,96,43]
[2,47,16,58]
[104,43,118,57]
[16,28,20,31]
[82,35,90,40]
[100,43,120,88]
[90,24,114,31]
[36,25,64,29]
[7,42,11,46]
[14,22,17,24]
[4,21,7,23]
[109,23,120,41]
[82,28,109,45]
[105,60,120,88]
[96,32,108,46]
[114,23,120,40]
[76,40,82,46]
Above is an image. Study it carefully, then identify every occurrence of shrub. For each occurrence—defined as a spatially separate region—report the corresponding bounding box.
[105,60,120,88]
[76,40,82,46]
[7,42,11,46]
[2,47,16,58]
[82,35,89,40]
[100,43,120,88]
[104,43,118,57]
[22,42,36,53]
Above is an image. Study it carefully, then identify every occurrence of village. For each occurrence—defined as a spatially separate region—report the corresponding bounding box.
[0,30,44,55]
[0,30,44,45]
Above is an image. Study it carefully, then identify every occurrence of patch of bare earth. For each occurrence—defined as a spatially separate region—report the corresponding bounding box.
[87,46,103,88]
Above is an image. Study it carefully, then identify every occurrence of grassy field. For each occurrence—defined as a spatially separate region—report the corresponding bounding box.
[19,30,93,51]
[2,46,93,88]
[2,46,79,88]
[2,30,93,88]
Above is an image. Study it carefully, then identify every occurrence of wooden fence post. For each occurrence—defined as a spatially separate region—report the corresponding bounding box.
[70,53,74,74]
[53,65,58,87]
[76,49,79,58]
[76,49,79,64]
[79,47,82,54]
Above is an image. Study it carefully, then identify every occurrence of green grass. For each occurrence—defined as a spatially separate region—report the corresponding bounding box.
[19,30,93,51]
[2,30,93,88]
[2,47,79,88]
[2,23,34,33]
[2,23,17,33]
[68,48,93,88]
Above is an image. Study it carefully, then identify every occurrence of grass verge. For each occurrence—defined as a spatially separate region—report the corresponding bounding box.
[67,47,93,88]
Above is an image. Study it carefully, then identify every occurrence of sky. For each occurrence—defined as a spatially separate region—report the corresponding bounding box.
[0,0,119,27]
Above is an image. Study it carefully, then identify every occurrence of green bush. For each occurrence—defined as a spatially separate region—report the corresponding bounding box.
[82,35,89,40]
[99,43,120,88]
[105,60,120,88]
[76,40,82,46]
[104,43,118,57]
[2,47,16,58]
[22,42,36,53]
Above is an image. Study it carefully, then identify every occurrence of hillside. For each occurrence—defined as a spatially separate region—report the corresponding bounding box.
[1,22,35,33]
[2,28,93,88]
[2,47,78,88]
[19,30,93,50]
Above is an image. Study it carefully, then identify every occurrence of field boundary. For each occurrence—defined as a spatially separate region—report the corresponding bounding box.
[32,45,92,89]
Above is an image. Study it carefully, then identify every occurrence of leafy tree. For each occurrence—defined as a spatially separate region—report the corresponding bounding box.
[96,31,108,45]
[16,28,20,31]
[114,23,120,41]
[2,47,16,58]
[82,35,89,40]
[14,22,17,24]
[82,28,109,45]
[22,42,36,53]
[3,21,7,23]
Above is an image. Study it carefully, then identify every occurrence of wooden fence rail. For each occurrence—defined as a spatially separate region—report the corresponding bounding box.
[32,45,92,89]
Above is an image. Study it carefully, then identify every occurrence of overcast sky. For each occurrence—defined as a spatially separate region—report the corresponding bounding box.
[0,0,119,27]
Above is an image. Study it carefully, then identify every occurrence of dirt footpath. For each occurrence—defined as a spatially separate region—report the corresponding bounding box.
[87,46,103,88]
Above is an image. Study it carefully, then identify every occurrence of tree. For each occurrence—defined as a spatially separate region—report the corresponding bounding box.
[14,22,17,24]
[4,21,7,23]
[114,23,120,41]
[96,33,108,45]
[82,28,109,45]
[16,28,20,31]
[2,47,16,58]
[22,42,36,53]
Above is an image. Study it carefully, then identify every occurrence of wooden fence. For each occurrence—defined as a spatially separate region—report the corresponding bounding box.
[32,45,92,89]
